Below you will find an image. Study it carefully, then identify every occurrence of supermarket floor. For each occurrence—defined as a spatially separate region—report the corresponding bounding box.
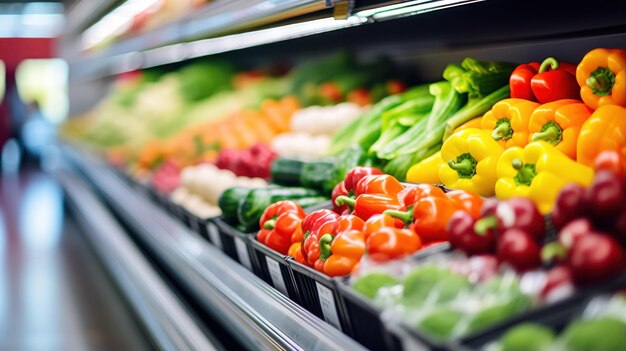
[0,167,152,350]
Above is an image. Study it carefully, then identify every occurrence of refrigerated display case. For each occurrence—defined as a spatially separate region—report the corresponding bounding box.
[55,1,626,350]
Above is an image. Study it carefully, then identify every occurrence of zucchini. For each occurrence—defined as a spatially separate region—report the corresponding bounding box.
[237,187,323,231]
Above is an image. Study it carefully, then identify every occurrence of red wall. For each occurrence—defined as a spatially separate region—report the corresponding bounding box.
[0,37,56,145]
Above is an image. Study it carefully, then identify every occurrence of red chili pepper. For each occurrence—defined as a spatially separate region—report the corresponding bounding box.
[366,227,421,262]
[510,62,541,101]
[335,193,400,221]
[354,174,405,196]
[331,181,350,214]
[530,57,580,103]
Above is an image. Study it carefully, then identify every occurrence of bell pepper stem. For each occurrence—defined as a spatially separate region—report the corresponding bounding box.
[335,195,356,210]
[541,242,567,263]
[512,159,537,186]
[492,119,513,141]
[538,57,559,73]
[531,120,562,145]
[383,209,413,225]
[448,153,477,179]
[263,219,277,230]
[587,66,615,96]
[319,234,334,261]
[474,215,497,235]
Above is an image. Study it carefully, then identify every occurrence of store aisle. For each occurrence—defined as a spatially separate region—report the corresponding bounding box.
[0,169,151,350]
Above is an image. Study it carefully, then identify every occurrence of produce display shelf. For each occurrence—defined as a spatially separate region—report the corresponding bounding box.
[61,145,367,351]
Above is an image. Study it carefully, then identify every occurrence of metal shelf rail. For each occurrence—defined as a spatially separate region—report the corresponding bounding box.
[62,146,368,351]
[51,162,221,351]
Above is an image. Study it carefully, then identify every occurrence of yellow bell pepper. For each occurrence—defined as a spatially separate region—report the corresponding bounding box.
[453,117,483,134]
[406,151,443,184]
[577,105,626,168]
[576,48,626,109]
[495,141,594,214]
[439,128,504,197]
[528,99,593,160]
[480,98,539,148]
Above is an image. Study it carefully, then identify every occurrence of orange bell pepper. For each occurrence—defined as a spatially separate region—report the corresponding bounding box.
[321,229,366,277]
[362,213,403,240]
[577,105,626,169]
[288,242,308,266]
[445,189,484,219]
[527,99,593,160]
[453,116,483,134]
[316,215,365,275]
[366,227,421,262]
[385,193,461,243]
[576,48,626,109]
[480,98,540,148]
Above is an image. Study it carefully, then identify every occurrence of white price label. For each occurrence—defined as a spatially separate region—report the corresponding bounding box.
[316,282,342,330]
[235,237,253,271]
[207,223,223,250]
[266,257,288,296]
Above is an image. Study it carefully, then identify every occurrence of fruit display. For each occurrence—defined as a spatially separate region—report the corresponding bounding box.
[64,46,626,350]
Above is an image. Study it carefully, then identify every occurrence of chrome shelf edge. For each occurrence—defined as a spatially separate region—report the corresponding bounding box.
[51,163,220,351]
[62,146,368,351]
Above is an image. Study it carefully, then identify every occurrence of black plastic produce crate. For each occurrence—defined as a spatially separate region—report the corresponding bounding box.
[212,217,258,274]
[335,243,451,350]
[249,238,302,305]
[287,260,351,333]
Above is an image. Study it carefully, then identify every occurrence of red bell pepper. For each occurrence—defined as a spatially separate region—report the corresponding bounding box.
[510,58,580,103]
[257,201,306,255]
[366,227,421,262]
[335,193,401,221]
[331,181,350,214]
[397,184,446,208]
[510,62,541,101]
[344,166,384,193]
[301,209,340,266]
[531,57,580,103]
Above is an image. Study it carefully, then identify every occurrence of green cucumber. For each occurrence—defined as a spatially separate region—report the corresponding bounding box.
[218,187,255,224]
[271,158,305,186]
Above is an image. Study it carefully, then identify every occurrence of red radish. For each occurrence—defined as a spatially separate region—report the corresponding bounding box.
[447,210,495,255]
[497,228,542,272]
[568,232,626,285]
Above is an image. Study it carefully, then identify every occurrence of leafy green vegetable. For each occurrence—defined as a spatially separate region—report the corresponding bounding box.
[352,272,400,300]
[177,61,235,102]
[561,317,626,351]
[418,308,463,340]
[499,323,556,351]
